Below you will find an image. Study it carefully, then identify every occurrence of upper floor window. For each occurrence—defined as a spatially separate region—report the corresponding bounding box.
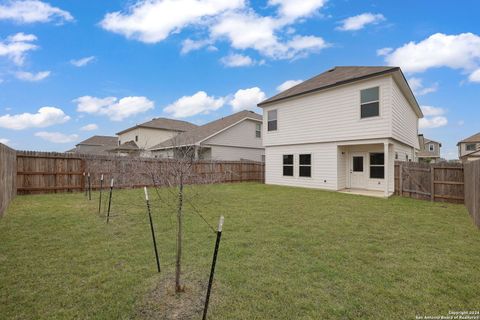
[255,123,262,138]
[135,135,139,142]
[283,154,293,176]
[118,140,121,146]
[429,144,435,152]
[466,143,477,151]
[360,87,380,119]
[299,154,312,177]
[268,110,277,131]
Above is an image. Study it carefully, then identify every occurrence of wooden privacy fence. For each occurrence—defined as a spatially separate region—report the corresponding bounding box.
[16,151,265,195]
[464,160,480,228]
[0,143,16,216]
[394,161,464,204]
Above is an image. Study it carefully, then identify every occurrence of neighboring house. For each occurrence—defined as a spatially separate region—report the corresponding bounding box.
[116,118,198,151]
[417,134,442,163]
[258,66,422,197]
[149,110,264,161]
[67,135,118,155]
[457,132,480,162]
[106,141,141,157]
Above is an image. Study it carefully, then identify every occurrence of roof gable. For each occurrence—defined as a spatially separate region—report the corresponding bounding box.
[258,66,422,117]
[458,132,480,145]
[76,135,117,147]
[150,110,262,150]
[116,117,197,135]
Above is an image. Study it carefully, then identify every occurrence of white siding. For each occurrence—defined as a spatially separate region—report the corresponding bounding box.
[394,142,415,162]
[262,76,392,147]
[208,145,263,161]
[265,143,338,190]
[203,119,263,149]
[119,127,180,149]
[391,78,420,148]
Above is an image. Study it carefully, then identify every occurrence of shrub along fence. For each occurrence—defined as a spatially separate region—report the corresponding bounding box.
[0,143,16,217]
[16,151,265,195]
[464,160,480,228]
[394,161,464,204]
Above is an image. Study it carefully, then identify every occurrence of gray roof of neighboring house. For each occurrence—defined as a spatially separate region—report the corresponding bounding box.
[76,135,118,147]
[457,132,480,145]
[116,118,198,135]
[150,110,262,150]
[258,66,401,106]
[107,140,139,152]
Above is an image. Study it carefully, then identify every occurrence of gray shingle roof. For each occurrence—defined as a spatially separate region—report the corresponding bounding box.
[258,66,400,106]
[76,135,118,147]
[116,118,197,135]
[458,132,480,145]
[150,110,262,150]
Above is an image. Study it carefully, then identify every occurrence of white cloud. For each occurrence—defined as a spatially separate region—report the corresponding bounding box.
[35,131,79,143]
[0,32,38,65]
[229,87,266,111]
[0,0,73,24]
[419,106,448,129]
[458,120,465,126]
[164,91,225,118]
[100,0,244,43]
[268,0,327,22]
[0,107,70,130]
[70,56,95,67]
[408,77,438,96]
[380,33,480,82]
[0,138,10,145]
[469,68,480,82]
[101,0,329,61]
[276,79,303,91]
[376,47,392,56]
[220,53,254,67]
[80,123,98,131]
[337,13,385,31]
[15,70,50,81]
[74,96,154,121]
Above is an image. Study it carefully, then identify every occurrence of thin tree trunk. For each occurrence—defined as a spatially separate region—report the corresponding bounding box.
[175,176,184,292]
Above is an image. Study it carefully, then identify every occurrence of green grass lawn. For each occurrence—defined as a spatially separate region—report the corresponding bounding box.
[1,183,479,319]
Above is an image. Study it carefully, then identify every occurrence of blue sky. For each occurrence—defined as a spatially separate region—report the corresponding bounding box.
[0,0,479,159]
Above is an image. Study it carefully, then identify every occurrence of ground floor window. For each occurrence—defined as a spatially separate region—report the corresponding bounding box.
[352,156,363,172]
[370,153,384,179]
[299,154,311,177]
[283,154,294,176]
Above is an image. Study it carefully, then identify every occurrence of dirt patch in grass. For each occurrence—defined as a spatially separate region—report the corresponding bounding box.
[135,273,221,320]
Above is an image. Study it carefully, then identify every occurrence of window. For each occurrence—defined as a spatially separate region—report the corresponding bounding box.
[353,156,363,172]
[283,154,293,176]
[370,153,384,179]
[406,154,409,162]
[299,154,311,177]
[466,143,477,151]
[395,152,399,160]
[118,140,121,146]
[268,110,277,131]
[429,144,434,152]
[360,87,380,118]
[255,123,262,138]
[135,135,139,142]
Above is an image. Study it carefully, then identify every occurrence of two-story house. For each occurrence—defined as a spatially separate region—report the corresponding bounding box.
[417,134,442,163]
[149,110,264,161]
[115,118,198,153]
[457,132,480,162]
[258,66,422,197]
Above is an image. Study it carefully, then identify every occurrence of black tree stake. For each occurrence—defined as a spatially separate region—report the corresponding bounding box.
[106,178,114,223]
[202,216,224,320]
[87,172,91,200]
[98,174,104,214]
[144,187,161,273]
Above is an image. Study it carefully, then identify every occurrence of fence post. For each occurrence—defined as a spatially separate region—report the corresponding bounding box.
[430,166,435,202]
[202,216,224,320]
[399,163,403,196]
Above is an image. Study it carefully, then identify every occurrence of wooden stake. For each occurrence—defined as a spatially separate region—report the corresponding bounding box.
[144,187,160,273]
[106,178,114,223]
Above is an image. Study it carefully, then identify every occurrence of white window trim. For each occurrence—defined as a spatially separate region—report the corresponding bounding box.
[429,144,435,152]
[369,152,385,180]
[298,153,312,178]
[255,123,262,138]
[360,86,381,120]
[267,109,278,132]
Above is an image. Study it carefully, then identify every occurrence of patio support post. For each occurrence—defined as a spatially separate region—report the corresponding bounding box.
[384,142,389,197]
